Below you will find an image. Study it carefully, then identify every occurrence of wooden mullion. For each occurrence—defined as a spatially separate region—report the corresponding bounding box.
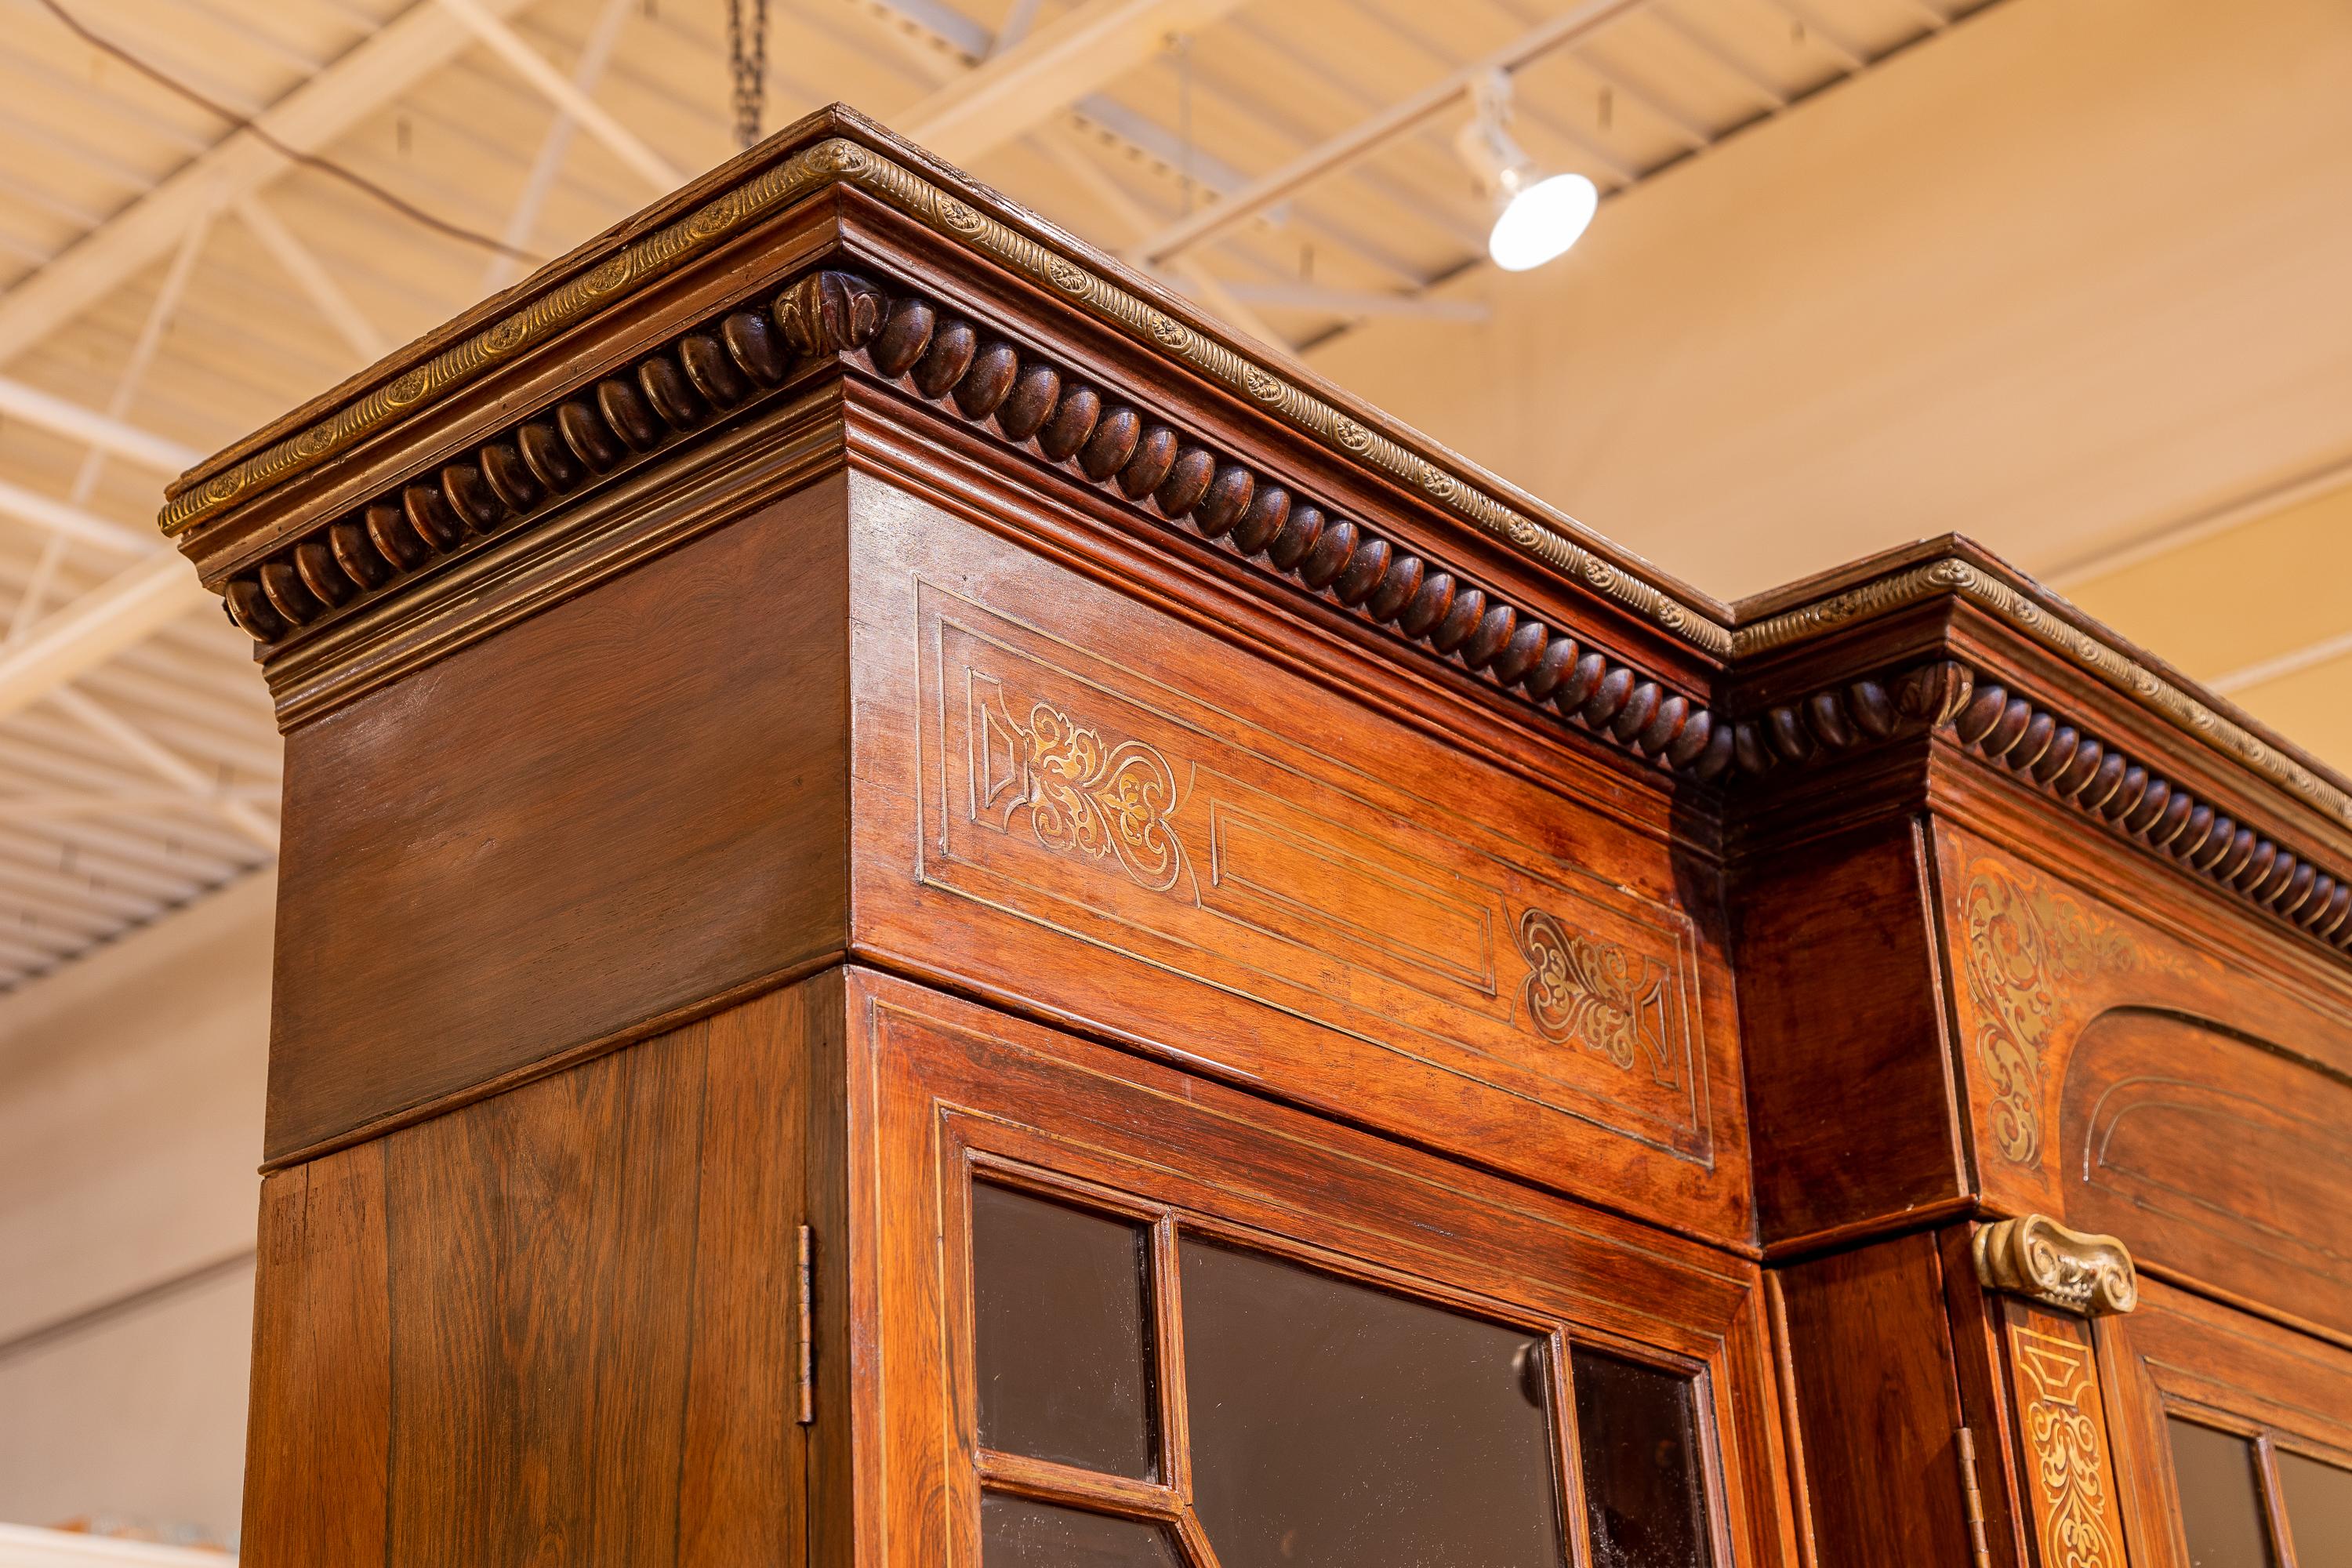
[1173,1505,1225,1568]
[1549,1330,1595,1568]
[2254,1432,2299,1568]
[975,1448,1182,1522]
[1152,1215,1194,1503]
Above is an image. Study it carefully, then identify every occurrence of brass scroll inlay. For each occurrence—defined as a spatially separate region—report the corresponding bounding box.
[1960,861,2135,1165]
[1515,906,1679,1087]
[2009,1326,2122,1568]
[973,675,1185,893]
[1974,1214,2138,1317]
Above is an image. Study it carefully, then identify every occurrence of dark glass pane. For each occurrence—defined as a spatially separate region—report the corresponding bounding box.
[982,1495,1183,1568]
[1572,1347,1715,1568]
[971,1182,1156,1478]
[2168,1418,2276,1568]
[2278,1450,2352,1568]
[1179,1237,1562,1568]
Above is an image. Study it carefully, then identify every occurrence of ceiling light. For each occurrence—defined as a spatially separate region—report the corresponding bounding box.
[1455,70,1598,273]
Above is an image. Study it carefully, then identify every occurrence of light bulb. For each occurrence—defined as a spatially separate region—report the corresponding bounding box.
[1487,172,1598,272]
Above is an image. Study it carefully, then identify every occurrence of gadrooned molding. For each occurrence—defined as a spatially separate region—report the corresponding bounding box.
[210,268,1737,782]
[1736,658,2352,953]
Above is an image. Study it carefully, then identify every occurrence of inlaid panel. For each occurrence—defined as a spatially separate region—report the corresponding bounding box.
[1931,826,2352,1334]
[848,475,1747,1240]
[926,588,1710,1164]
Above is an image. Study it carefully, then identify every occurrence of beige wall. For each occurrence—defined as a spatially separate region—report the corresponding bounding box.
[0,871,274,1548]
[1305,0,2352,608]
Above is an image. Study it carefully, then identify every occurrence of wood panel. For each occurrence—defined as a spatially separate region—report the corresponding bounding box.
[845,473,1752,1246]
[1932,824,2352,1338]
[2103,1279,2352,1568]
[240,984,818,1568]
[840,964,1801,1568]
[240,1151,392,1567]
[1736,819,1969,1247]
[266,472,853,1161]
[1774,1231,1977,1564]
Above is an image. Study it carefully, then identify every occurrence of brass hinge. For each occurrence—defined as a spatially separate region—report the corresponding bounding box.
[797,1223,816,1425]
[1956,1425,1993,1568]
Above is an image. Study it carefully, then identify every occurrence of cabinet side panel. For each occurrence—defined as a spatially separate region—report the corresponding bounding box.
[268,474,853,1160]
[383,1015,710,1568]
[241,1155,391,1568]
[1775,1232,1974,1563]
[1738,822,1967,1245]
[241,981,827,1568]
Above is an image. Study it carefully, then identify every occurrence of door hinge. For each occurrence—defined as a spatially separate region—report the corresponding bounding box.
[797,1222,815,1425]
[1956,1425,1993,1568]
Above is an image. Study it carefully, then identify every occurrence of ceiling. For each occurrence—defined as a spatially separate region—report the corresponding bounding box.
[0,0,2342,990]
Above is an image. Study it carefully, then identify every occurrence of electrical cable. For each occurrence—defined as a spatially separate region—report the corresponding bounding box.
[31,0,543,264]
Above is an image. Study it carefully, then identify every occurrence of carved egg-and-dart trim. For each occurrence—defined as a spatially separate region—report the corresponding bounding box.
[825,272,1732,782]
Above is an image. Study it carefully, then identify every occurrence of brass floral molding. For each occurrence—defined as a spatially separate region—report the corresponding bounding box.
[1974,1214,2140,1316]
[2009,1323,2125,1568]
[1959,860,2137,1166]
[1514,906,1679,1086]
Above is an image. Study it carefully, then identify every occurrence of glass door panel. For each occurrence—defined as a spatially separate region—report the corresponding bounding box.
[2165,1419,2276,1568]
[2276,1450,2352,1568]
[964,1172,1726,1568]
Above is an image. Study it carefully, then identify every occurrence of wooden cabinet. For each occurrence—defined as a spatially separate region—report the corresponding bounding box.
[166,108,2352,1568]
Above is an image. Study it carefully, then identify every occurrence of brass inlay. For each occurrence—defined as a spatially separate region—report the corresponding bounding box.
[1514,906,1679,1086]
[1974,1214,2139,1316]
[1959,862,2136,1166]
[975,678,1186,893]
[2009,1323,2123,1568]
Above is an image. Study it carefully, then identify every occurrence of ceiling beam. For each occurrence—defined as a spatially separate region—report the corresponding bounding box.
[0,555,215,728]
[0,377,202,474]
[897,0,1253,165]
[1139,0,1642,267]
[435,0,683,191]
[1218,281,1492,322]
[0,478,155,555]
[0,0,540,368]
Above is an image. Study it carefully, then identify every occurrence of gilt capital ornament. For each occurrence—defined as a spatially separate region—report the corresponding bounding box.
[1973,1214,2138,1316]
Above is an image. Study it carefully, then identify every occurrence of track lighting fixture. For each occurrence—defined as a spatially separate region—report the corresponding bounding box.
[1454,69,1598,273]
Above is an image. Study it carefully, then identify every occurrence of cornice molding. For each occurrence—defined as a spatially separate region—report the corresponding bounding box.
[209,264,1735,780]
[1737,557,2352,832]
[1737,657,2352,954]
[1973,1214,2138,1316]
[160,129,1732,656]
[160,111,2350,852]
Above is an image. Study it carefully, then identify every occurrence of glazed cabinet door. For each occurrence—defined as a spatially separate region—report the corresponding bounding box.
[2105,1279,2352,1568]
[837,969,1800,1568]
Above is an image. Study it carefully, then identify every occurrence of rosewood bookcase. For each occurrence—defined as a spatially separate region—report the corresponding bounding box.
[162,107,2352,1568]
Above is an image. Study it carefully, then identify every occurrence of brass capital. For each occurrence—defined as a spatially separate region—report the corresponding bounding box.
[1973,1214,2137,1316]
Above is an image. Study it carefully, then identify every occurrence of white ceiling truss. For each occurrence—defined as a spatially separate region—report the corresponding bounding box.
[0,0,1991,987]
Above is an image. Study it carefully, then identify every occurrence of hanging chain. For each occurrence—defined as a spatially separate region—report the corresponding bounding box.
[726,0,769,151]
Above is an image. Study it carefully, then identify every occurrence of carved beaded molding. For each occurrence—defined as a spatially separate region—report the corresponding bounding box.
[211,268,1738,783]
[1973,1214,2138,1316]
[1738,658,2352,954]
